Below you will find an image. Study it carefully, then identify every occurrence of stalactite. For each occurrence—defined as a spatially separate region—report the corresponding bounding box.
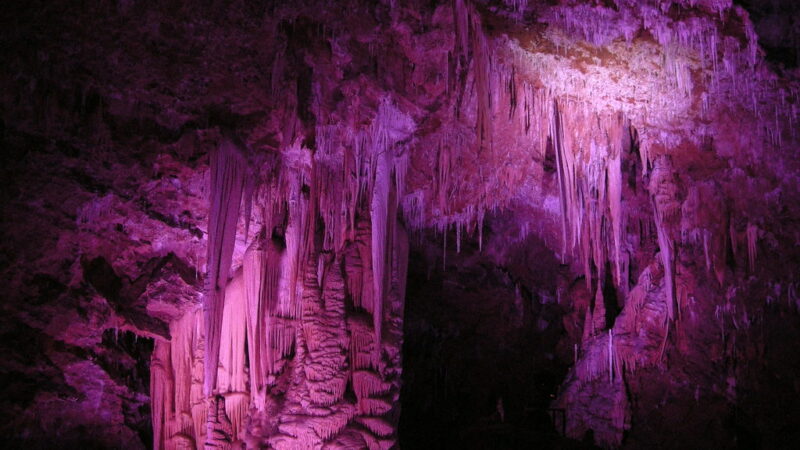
[624,282,647,335]
[345,220,373,314]
[151,340,172,450]
[217,272,248,441]
[649,156,679,322]
[350,318,377,372]
[401,190,425,231]
[608,330,614,382]
[729,216,739,262]
[148,308,205,449]
[453,0,470,65]
[587,155,607,286]
[153,268,262,448]
[574,330,622,384]
[394,219,409,313]
[639,139,650,176]
[747,221,758,272]
[471,6,493,154]
[176,311,201,442]
[314,126,351,253]
[436,140,451,213]
[581,220,592,291]
[370,140,392,355]
[368,99,414,354]
[503,0,528,20]
[267,319,295,370]
[223,392,249,445]
[279,167,306,320]
[353,371,391,410]
[654,211,676,321]
[607,126,624,286]
[243,175,256,244]
[551,100,570,259]
[190,327,207,447]
[358,398,393,416]
[205,136,246,396]
[242,232,282,408]
[581,306,593,343]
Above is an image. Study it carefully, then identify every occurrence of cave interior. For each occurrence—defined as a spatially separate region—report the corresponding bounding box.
[1,0,800,449]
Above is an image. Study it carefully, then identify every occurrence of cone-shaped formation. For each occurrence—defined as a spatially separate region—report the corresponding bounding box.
[205,137,246,397]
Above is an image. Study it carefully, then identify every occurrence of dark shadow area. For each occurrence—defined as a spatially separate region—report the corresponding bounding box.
[735,0,799,69]
[399,230,598,449]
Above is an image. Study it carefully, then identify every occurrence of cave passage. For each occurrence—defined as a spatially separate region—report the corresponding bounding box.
[399,231,583,449]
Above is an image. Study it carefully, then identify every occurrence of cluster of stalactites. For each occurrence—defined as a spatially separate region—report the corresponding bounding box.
[151,219,407,449]
[151,93,415,448]
[444,1,703,336]
[540,0,758,73]
[151,309,207,450]
[198,134,306,440]
[242,234,281,407]
[151,265,290,448]
[438,0,789,286]
[550,99,629,304]
[408,1,555,252]
[312,98,414,351]
[539,0,799,154]
[429,0,661,282]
